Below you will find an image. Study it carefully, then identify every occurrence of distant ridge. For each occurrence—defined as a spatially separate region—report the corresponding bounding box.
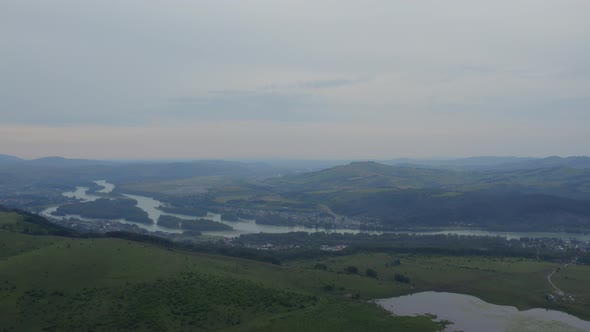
[0,154,22,162]
[27,156,115,167]
[382,156,535,169]
[381,156,590,170]
[2,154,589,171]
[267,161,461,190]
[494,156,590,170]
[0,155,113,167]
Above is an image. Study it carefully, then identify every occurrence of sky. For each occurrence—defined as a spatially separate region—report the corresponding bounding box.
[1,0,589,159]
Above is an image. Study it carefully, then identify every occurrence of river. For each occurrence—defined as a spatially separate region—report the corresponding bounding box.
[41,180,378,236]
[375,292,590,332]
[41,180,590,240]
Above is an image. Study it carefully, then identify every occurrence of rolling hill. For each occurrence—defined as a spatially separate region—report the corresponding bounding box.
[268,161,590,198]
[266,161,471,190]
[0,158,282,196]
[382,156,590,171]
[0,208,444,332]
[289,189,590,231]
[269,162,590,231]
[493,156,590,170]
[0,154,22,162]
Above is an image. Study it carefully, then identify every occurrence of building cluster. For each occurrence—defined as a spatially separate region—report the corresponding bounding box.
[215,205,376,229]
[48,217,184,241]
[519,237,590,253]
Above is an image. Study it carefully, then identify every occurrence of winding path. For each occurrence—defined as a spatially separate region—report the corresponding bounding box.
[547,267,565,295]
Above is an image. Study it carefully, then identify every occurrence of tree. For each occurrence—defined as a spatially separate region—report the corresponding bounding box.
[345,266,358,274]
[365,268,377,278]
[394,273,410,283]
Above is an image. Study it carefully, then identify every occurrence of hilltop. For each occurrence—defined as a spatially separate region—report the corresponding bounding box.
[0,154,22,162]
[267,160,590,197]
[266,161,469,190]
[494,156,590,170]
[381,156,590,171]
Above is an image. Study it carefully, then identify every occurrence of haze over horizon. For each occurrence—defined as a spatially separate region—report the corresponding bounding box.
[0,152,587,163]
[2,0,589,159]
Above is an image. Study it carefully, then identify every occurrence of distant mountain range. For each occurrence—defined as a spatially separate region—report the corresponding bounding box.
[3,154,589,170]
[382,156,590,170]
[0,156,283,194]
[0,155,114,167]
[382,156,535,168]
[0,154,23,162]
[492,156,590,170]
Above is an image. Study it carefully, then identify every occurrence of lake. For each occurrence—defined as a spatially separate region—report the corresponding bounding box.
[375,292,590,332]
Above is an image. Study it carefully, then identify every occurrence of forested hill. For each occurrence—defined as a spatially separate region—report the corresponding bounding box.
[382,156,590,171]
[266,161,470,190]
[267,161,590,198]
[0,159,281,194]
[491,156,590,171]
[266,161,590,231]
[0,205,75,236]
[288,189,590,231]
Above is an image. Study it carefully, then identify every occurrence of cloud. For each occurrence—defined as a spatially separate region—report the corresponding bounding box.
[165,91,319,122]
[2,119,589,159]
[1,0,590,157]
[264,77,371,90]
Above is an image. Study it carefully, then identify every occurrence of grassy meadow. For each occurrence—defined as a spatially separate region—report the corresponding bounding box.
[1,210,590,331]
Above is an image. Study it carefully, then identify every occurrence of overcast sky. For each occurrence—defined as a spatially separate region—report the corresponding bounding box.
[1,0,589,159]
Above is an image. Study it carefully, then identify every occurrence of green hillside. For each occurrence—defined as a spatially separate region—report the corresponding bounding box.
[0,209,442,332]
[267,161,590,198]
[54,198,152,224]
[265,162,590,231]
[289,189,590,231]
[267,161,470,190]
[2,209,590,330]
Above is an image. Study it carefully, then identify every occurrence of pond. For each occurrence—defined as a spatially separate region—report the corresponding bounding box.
[375,292,590,332]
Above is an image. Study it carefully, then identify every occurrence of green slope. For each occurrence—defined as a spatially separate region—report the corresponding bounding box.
[267,161,469,190]
[291,189,590,231]
[0,210,443,332]
[2,209,590,330]
[264,162,590,231]
[267,161,590,198]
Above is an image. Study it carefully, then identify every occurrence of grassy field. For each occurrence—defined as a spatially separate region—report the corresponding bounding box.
[1,210,590,331]
[119,176,240,195]
[0,211,64,235]
[287,253,590,319]
[0,213,444,331]
[550,264,590,320]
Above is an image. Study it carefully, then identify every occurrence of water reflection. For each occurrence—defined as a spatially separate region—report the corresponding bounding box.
[375,292,590,332]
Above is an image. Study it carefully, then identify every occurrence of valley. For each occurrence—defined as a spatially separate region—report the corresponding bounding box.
[3,156,590,331]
